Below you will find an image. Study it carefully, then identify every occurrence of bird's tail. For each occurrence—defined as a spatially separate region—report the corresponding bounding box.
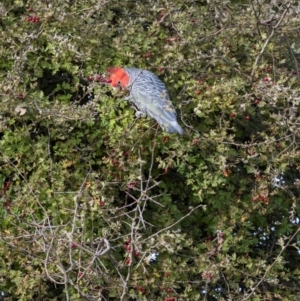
[162,121,184,135]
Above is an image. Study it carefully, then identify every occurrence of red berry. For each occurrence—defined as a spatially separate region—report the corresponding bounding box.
[165,272,170,277]
[32,16,39,23]
[18,93,23,100]
[71,242,81,248]
[123,244,131,251]
[105,79,112,83]
[264,77,269,82]
[162,136,169,142]
[125,258,131,265]
[78,272,83,278]
[4,181,11,190]
[158,67,164,72]
[3,200,12,208]
[230,113,235,118]
[199,80,205,85]
[196,90,201,95]
[263,197,269,203]
[137,286,145,294]
[166,38,170,43]
[128,182,137,189]
[173,36,178,42]
[245,115,250,120]
[26,17,32,22]
[254,99,259,104]
[204,272,212,280]
[266,67,271,72]
[28,7,33,12]
[99,200,105,206]
[145,52,150,58]
[89,75,94,81]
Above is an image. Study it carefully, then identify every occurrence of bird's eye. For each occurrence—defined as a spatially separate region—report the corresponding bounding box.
[117,80,121,85]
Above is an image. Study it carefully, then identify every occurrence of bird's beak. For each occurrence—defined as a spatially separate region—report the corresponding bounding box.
[112,86,121,92]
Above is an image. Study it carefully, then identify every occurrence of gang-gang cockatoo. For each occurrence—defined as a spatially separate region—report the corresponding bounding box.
[106,67,184,134]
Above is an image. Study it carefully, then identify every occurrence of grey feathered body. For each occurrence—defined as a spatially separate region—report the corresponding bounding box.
[124,68,184,135]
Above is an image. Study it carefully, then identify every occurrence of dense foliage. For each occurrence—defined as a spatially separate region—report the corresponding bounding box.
[1,0,300,300]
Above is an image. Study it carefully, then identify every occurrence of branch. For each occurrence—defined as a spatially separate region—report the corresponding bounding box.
[250,2,291,81]
[242,226,300,300]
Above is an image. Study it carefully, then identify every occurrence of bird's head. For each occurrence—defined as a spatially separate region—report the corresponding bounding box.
[105,67,130,91]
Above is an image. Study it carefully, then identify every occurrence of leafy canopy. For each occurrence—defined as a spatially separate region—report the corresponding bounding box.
[1,0,300,300]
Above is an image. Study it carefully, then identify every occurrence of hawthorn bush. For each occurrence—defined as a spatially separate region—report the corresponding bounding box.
[1,0,300,300]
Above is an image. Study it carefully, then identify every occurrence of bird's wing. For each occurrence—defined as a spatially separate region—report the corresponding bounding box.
[130,86,178,122]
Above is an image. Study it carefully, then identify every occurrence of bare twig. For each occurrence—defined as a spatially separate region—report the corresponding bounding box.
[250,2,291,81]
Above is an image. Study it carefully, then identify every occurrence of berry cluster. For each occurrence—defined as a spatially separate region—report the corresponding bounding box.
[123,239,139,265]
[25,7,39,23]
[123,239,131,252]
[203,271,213,281]
[26,16,39,23]
[252,195,269,203]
